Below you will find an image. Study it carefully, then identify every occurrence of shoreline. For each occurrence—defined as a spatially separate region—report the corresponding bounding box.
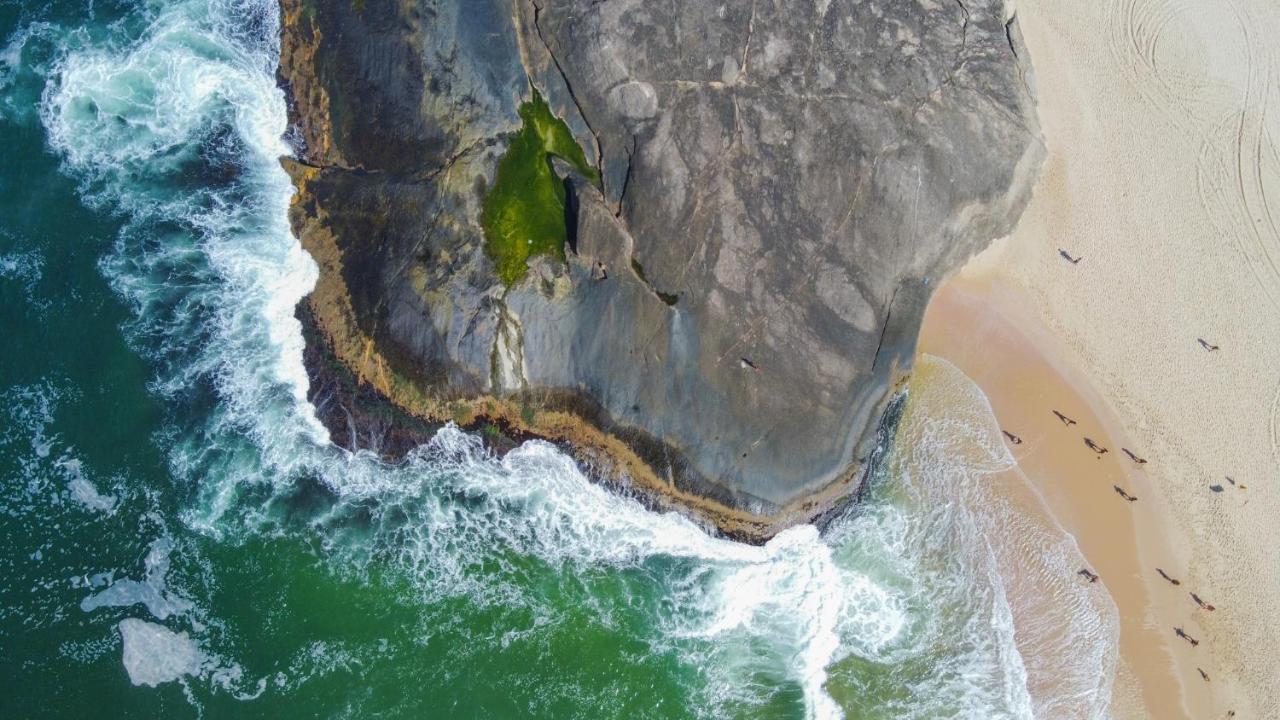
[920,277,1224,718]
[280,152,896,545]
[914,0,1280,714]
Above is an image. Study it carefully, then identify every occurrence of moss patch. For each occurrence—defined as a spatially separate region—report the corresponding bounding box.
[482,89,597,286]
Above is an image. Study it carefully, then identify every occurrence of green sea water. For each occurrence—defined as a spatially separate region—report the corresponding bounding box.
[0,2,1117,718]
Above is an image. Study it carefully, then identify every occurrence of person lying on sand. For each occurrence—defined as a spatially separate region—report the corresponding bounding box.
[1084,437,1108,455]
[1197,338,1220,352]
[1121,448,1148,464]
[1191,593,1216,611]
[1002,430,1022,445]
[1058,249,1082,264]
[1157,568,1181,585]
[1113,485,1137,502]
[1174,627,1199,647]
[1052,410,1077,426]
[1077,568,1099,583]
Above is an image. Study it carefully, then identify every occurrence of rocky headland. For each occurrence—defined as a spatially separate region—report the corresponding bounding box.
[278,0,1043,541]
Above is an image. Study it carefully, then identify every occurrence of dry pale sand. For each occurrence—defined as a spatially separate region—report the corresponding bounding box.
[920,0,1280,715]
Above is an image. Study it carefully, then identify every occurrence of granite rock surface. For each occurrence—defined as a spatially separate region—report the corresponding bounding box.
[279,0,1044,536]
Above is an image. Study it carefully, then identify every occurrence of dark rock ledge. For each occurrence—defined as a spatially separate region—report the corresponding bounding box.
[277,0,1044,542]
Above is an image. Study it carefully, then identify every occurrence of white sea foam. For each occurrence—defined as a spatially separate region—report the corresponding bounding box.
[68,476,115,513]
[40,0,324,449]
[82,537,194,620]
[0,246,48,311]
[867,357,1119,720]
[118,618,205,687]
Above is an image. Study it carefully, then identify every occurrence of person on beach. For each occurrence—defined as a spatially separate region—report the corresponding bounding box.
[1084,437,1108,455]
[1198,667,1210,682]
[1122,448,1148,464]
[1002,430,1022,445]
[1053,410,1076,426]
[1058,249,1082,264]
[1174,627,1199,647]
[1113,485,1137,502]
[1197,338,1220,352]
[1077,568,1099,583]
[1191,593,1216,611]
[1157,568,1181,585]
[1225,476,1248,490]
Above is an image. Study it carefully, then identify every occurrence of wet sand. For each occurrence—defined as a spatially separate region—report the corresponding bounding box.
[921,279,1224,719]
[913,0,1280,714]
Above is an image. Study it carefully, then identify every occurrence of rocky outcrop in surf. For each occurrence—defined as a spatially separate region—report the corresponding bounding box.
[277,0,1044,541]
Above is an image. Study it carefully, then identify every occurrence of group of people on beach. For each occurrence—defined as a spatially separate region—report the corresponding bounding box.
[999,393,1228,699]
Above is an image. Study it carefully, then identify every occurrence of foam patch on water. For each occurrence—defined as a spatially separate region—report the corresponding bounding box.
[0,249,42,287]
[82,538,193,620]
[65,468,118,512]
[118,618,206,687]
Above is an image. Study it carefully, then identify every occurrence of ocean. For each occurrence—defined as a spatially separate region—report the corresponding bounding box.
[0,1,1115,717]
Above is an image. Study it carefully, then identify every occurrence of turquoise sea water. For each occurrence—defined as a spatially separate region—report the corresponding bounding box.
[0,2,1117,718]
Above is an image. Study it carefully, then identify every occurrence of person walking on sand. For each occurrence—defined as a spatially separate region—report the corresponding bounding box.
[1059,249,1082,264]
[1191,592,1216,611]
[1084,437,1108,455]
[1113,485,1137,502]
[1122,448,1148,464]
[1198,667,1210,682]
[1053,410,1077,426]
[1157,568,1181,586]
[1002,430,1022,445]
[1077,568,1099,583]
[1197,338,1220,352]
[1174,627,1199,647]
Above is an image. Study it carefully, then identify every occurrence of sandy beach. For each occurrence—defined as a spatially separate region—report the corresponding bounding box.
[919,0,1280,715]
[921,280,1220,719]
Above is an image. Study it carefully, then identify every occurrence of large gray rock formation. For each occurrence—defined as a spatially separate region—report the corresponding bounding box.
[280,0,1043,535]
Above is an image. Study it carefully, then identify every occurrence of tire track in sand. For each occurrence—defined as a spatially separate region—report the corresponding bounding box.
[1110,0,1280,310]
[1106,0,1245,131]
[1270,379,1280,467]
[1193,0,1280,310]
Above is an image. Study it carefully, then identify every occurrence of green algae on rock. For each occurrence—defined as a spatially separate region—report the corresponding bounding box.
[482,89,596,286]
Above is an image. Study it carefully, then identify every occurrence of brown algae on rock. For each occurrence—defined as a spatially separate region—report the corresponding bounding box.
[482,89,596,285]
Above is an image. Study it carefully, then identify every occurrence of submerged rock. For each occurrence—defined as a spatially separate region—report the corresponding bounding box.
[278,0,1043,540]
